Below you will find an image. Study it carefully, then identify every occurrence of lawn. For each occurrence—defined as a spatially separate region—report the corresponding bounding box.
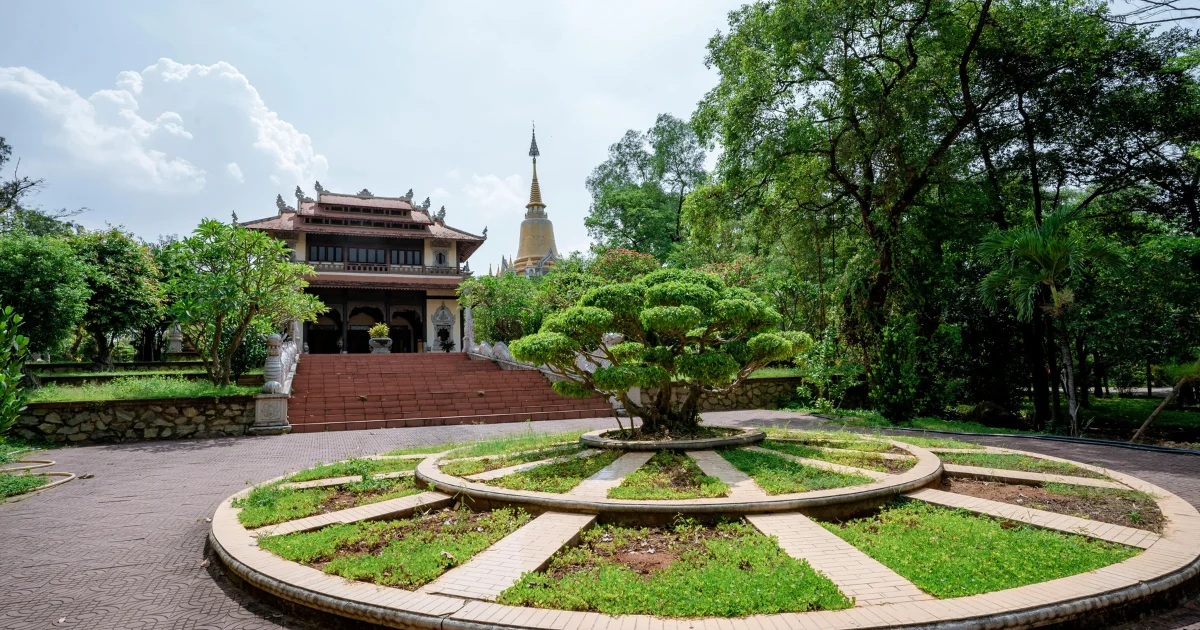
[607,451,729,500]
[718,448,872,494]
[485,450,622,493]
[759,440,915,473]
[287,457,418,482]
[497,520,851,616]
[440,444,584,477]
[939,452,1108,479]
[890,435,983,450]
[0,472,49,497]
[234,477,422,528]
[823,500,1140,598]
[382,425,585,459]
[748,366,805,379]
[0,436,59,464]
[762,428,894,452]
[26,376,259,402]
[1075,397,1200,429]
[259,506,530,588]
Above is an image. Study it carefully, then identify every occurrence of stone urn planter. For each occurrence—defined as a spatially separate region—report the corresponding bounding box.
[369,337,392,353]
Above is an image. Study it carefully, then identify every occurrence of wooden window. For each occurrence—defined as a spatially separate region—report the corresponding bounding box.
[334,247,343,262]
[309,245,317,261]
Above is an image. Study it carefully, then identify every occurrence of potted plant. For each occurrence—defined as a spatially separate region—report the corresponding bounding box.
[439,336,455,352]
[368,323,392,353]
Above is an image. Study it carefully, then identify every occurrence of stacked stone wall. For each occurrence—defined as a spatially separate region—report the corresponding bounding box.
[13,396,256,444]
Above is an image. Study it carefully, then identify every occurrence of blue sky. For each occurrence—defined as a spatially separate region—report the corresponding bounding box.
[0,0,741,269]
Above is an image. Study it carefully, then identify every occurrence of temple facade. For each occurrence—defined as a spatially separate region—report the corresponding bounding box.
[498,127,560,277]
[242,186,485,354]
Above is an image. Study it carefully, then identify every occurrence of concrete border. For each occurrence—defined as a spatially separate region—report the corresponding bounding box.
[579,427,766,451]
[3,471,75,503]
[211,444,1200,630]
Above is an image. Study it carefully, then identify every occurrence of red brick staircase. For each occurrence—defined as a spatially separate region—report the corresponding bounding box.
[286,353,614,433]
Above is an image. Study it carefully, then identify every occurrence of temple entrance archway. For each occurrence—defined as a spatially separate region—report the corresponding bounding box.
[307,310,342,354]
[346,306,383,354]
[390,309,421,353]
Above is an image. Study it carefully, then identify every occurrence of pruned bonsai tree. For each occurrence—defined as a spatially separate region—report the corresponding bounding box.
[510,269,810,438]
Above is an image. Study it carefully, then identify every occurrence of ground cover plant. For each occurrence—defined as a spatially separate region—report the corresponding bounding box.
[440,444,584,477]
[0,436,57,465]
[26,376,258,403]
[718,448,871,494]
[485,450,622,493]
[749,366,805,379]
[762,428,895,452]
[287,457,418,482]
[383,427,585,459]
[824,500,1140,598]
[0,472,48,497]
[938,452,1108,479]
[234,477,422,529]
[759,440,915,473]
[607,450,729,500]
[889,435,983,450]
[497,520,851,616]
[942,479,1164,533]
[259,506,529,588]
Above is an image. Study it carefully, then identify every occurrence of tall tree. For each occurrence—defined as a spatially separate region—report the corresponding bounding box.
[0,232,90,356]
[585,114,706,261]
[71,228,165,369]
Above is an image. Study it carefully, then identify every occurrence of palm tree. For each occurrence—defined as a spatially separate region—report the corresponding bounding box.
[979,207,1120,437]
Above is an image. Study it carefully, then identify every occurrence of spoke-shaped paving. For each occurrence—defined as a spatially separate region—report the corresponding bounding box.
[685,449,770,499]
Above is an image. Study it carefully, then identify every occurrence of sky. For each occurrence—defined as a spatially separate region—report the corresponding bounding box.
[0,0,744,270]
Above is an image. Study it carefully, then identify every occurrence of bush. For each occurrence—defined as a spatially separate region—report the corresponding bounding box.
[590,248,659,283]
[229,319,270,379]
[0,307,30,435]
[869,315,921,422]
[368,323,389,339]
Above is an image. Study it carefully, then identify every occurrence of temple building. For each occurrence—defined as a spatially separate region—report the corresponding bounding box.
[242,186,485,354]
[498,126,560,277]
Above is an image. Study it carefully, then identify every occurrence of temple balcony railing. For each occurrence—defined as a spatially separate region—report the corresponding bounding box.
[306,261,468,276]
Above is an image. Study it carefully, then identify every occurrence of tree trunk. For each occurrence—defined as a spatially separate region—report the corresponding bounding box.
[1076,334,1090,408]
[1093,349,1105,398]
[1146,359,1153,397]
[1131,379,1188,443]
[93,331,114,371]
[1024,319,1050,429]
[1045,315,1061,430]
[1057,318,1079,437]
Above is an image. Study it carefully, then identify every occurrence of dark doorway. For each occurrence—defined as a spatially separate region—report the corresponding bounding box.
[346,307,383,354]
[391,309,422,353]
[308,310,343,354]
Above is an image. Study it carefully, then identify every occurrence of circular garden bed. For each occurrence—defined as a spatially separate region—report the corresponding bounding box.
[211,428,1200,629]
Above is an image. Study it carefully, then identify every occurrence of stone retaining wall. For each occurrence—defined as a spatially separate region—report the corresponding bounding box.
[13,396,257,443]
[636,377,801,412]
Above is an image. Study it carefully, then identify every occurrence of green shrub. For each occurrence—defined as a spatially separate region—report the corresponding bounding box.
[0,306,30,435]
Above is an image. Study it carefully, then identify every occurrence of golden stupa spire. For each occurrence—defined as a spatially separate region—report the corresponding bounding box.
[526,123,544,211]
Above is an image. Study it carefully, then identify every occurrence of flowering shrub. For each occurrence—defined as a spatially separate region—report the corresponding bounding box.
[590,248,660,283]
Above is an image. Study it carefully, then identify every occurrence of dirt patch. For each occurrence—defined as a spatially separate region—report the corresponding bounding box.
[601,426,739,442]
[940,478,1165,534]
[312,507,494,569]
[548,526,725,580]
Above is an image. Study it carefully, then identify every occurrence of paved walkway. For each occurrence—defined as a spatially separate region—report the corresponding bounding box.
[0,410,1198,629]
[566,451,654,499]
[686,449,770,499]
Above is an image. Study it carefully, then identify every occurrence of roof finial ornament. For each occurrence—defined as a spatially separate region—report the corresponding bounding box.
[231,210,238,224]
[421,197,431,210]
[528,121,540,158]
[482,226,488,239]
[314,181,324,193]
[435,205,446,222]
[275,194,287,214]
[295,185,305,205]
[357,188,373,198]
[404,188,414,200]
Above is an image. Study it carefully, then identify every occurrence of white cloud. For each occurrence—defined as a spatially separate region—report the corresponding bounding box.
[430,186,451,198]
[0,58,328,196]
[443,167,461,181]
[463,173,525,219]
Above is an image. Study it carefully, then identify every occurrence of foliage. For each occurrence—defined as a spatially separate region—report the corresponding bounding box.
[0,472,47,498]
[69,227,164,369]
[368,322,389,339]
[26,376,258,403]
[584,115,707,261]
[0,307,29,435]
[286,457,418,482]
[824,500,1139,598]
[717,448,872,495]
[498,521,852,616]
[458,273,543,343]
[0,232,90,354]
[259,506,530,589]
[869,315,922,422]
[607,450,730,500]
[589,248,660,283]
[511,269,810,433]
[167,219,324,385]
[228,318,270,380]
[484,450,622,493]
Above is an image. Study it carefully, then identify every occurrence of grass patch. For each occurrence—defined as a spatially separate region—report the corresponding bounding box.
[288,457,418,482]
[234,477,422,528]
[440,444,584,477]
[382,425,584,459]
[749,366,805,379]
[26,376,258,402]
[905,417,1037,435]
[939,452,1107,479]
[607,451,729,500]
[823,500,1139,598]
[259,506,530,588]
[890,435,983,449]
[0,472,49,497]
[0,436,61,464]
[486,450,622,493]
[718,448,872,495]
[759,440,915,473]
[763,428,894,452]
[497,520,851,616]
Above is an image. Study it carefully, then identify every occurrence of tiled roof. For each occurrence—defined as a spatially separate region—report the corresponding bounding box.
[307,273,466,290]
[316,192,415,211]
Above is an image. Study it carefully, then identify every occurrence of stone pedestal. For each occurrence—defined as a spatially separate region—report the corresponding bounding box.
[250,393,290,435]
[369,338,393,353]
[167,324,183,354]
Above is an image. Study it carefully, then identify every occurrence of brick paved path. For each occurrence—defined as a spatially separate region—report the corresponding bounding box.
[1,410,1197,629]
